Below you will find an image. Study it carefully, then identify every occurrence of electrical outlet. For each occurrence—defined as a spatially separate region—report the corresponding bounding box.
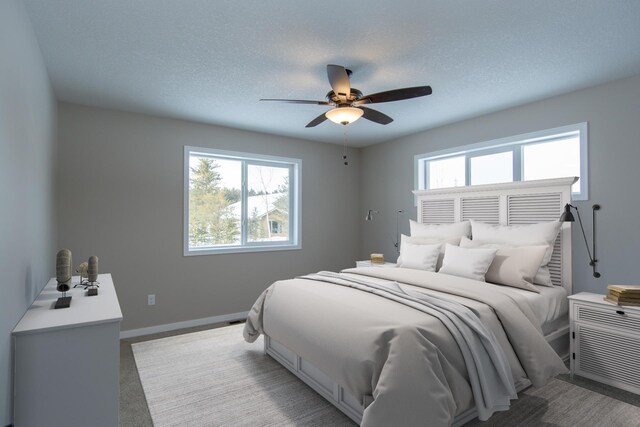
[147,294,155,306]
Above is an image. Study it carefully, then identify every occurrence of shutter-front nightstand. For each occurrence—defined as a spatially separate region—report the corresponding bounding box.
[569,292,640,395]
[355,260,397,268]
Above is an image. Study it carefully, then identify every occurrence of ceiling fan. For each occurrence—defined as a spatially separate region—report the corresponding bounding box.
[260,64,432,128]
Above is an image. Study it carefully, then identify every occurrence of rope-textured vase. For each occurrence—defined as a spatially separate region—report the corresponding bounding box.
[56,249,72,292]
[88,255,99,282]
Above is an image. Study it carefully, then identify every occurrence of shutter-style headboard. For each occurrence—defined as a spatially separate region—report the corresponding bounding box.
[413,177,577,294]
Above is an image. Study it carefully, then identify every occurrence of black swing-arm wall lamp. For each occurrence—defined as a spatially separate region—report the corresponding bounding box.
[559,203,601,278]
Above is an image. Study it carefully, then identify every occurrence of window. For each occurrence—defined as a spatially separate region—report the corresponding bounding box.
[269,220,282,234]
[522,138,580,193]
[415,123,588,200]
[470,151,513,185]
[428,156,465,189]
[184,147,300,255]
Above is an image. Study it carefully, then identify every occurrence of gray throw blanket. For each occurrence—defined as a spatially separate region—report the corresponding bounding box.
[300,271,517,420]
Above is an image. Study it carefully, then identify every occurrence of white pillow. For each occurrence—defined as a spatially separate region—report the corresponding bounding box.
[397,241,441,271]
[470,220,562,287]
[410,220,471,240]
[397,234,461,271]
[460,237,547,293]
[439,244,498,282]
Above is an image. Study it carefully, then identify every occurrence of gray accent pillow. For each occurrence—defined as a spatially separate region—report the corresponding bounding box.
[470,220,561,287]
[460,237,547,293]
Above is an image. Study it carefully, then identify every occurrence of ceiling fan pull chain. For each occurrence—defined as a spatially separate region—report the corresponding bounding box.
[342,127,349,166]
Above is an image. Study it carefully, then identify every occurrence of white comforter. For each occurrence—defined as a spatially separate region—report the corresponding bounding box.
[244,267,568,427]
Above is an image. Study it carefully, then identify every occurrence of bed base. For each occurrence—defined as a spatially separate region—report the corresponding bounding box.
[546,324,570,361]
[265,328,568,425]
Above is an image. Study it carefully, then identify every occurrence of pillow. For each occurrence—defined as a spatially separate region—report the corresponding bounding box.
[397,234,460,271]
[438,244,498,282]
[397,241,441,271]
[410,220,471,240]
[460,237,547,293]
[470,220,562,287]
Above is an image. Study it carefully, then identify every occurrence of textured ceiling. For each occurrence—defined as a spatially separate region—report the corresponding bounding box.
[24,0,640,147]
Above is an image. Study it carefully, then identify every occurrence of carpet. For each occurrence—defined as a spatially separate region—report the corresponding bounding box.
[132,324,640,427]
[131,324,354,426]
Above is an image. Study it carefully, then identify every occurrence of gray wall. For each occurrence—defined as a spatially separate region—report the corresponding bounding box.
[57,103,361,331]
[361,74,640,294]
[0,1,57,423]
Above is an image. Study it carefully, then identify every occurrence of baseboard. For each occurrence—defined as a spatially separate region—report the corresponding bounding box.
[119,310,248,339]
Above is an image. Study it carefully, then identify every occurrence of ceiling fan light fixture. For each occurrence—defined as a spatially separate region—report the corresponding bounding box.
[325,107,363,125]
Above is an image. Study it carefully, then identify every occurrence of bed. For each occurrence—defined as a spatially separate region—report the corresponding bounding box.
[244,177,576,426]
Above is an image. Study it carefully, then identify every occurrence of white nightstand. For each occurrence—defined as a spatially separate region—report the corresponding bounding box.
[569,292,640,394]
[355,260,397,268]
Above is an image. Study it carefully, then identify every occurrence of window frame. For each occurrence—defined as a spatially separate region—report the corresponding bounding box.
[414,122,588,201]
[184,146,301,256]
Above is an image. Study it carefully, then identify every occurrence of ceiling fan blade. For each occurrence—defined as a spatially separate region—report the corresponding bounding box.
[327,64,351,102]
[355,86,432,105]
[359,106,393,125]
[260,98,332,105]
[305,112,329,128]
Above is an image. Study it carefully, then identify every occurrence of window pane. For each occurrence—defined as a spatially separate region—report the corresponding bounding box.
[428,156,465,189]
[247,164,290,242]
[188,155,241,248]
[470,151,513,185]
[523,137,580,192]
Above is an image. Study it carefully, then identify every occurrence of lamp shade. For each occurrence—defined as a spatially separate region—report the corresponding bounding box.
[559,204,575,222]
[325,107,364,125]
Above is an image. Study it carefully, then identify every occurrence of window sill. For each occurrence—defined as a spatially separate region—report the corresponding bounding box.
[184,243,301,256]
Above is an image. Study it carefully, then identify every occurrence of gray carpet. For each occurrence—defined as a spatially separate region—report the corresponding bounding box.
[132,324,354,426]
[120,322,231,427]
[467,377,640,426]
[129,324,640,426]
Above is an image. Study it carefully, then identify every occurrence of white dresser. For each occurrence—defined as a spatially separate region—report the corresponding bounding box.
[569,292,640,394]
[12,273,122,427]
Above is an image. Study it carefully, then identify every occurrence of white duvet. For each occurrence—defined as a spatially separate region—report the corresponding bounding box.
[244,267,568,427]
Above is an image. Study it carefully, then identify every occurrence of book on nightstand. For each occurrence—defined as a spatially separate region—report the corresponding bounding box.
[604,285,640,306]
[370,253,385,264]
[608,284,640,293]
[604,296,640,306]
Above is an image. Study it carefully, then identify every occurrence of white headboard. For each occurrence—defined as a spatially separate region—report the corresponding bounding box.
[413,177,577,294]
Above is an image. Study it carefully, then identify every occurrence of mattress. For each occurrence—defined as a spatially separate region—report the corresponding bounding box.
[388,273,569,335]
[511,284,569,334]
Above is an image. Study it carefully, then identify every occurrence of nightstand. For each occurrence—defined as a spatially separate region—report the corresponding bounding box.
[355,260,397,268]
[569,292,640,394]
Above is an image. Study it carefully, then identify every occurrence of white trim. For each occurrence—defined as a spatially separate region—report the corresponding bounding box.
[412,176,577,197]
[186,244,301,256]
[578,121,589,201]
[119,310,248,339]
[186,146,300,165]
[415,123,585,161]
[414,122,589,202]
[183,146,302,256]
